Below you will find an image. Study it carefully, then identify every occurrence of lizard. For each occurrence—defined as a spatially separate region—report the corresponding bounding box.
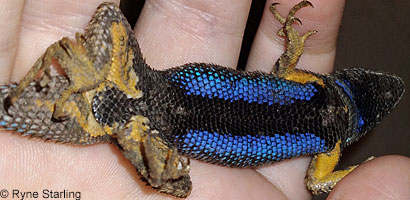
[0,1,404,198]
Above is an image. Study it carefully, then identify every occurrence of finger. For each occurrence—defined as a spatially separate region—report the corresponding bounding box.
[134,0,251,70]
[0,133,142,199]
[328,155,410,199]
[257,157,312,199]
[11,0,120,81]
[187,160,287,199]
[0,0,25,82]
[246,0,346,73]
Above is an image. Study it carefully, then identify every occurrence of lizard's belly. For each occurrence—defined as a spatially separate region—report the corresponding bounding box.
[91,65,350,167]
[167,64,349,167]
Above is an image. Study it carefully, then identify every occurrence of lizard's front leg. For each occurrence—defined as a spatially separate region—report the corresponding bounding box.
[271,1,369,194]
[270,1,323,86]
[270,1,317,76]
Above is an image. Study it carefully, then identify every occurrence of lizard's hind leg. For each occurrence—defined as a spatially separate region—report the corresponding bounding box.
[6,2,133,121]
[6,41,60,111]
[116,116,192,198]
[7,35,108,121]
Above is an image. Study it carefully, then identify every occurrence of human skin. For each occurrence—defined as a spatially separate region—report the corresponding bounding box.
[0,0,409,199]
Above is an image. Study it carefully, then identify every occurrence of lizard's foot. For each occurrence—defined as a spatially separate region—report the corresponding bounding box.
[305,140,365,194]
[270,0,313,25]
[5,53,49,113]
[6,3,138,123]
[270,1,317,76]
[52,86,76,121]
[117,115,192,198]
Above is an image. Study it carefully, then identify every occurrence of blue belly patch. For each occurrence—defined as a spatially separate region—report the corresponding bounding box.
[170,65,318,105]
[176,129,327,166]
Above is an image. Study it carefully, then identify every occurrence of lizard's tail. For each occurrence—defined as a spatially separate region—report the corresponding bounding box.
[0,77,109,144]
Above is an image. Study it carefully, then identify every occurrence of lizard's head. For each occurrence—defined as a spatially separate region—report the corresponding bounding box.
[334,68,404,145]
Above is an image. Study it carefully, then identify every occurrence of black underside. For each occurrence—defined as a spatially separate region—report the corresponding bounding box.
[92,68,349,156]
[169,82,347,150]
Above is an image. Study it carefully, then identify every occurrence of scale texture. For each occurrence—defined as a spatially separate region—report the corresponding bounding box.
[0,1,405,198]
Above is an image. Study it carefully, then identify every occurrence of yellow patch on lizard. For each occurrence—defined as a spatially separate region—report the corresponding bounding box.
[126,115,150,141]
[120,115,170,154]
[283,70,325,87]
[107,22,143,99]
[306,140,358,194]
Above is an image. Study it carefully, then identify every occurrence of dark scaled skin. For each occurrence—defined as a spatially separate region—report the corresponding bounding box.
[0,1,405,198]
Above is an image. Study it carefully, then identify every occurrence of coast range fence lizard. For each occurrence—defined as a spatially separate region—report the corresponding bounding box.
[0,1,404,198]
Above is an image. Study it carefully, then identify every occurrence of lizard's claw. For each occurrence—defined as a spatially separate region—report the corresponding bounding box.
[3,95,16,116]
[289,17,303,26]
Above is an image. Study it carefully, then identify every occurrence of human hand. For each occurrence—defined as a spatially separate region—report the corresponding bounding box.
[0,0,409,199]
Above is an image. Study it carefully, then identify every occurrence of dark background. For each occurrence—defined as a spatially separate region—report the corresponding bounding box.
[120,0,410,199]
